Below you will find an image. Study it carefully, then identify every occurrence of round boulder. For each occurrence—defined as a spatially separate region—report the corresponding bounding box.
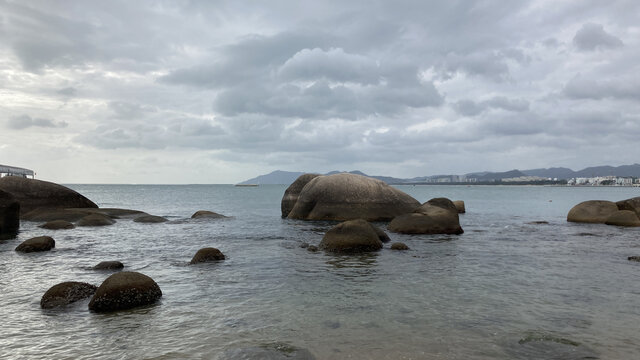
[15,236,55,252]
[93,261,124,270]
[389,197,463,235]
[390,242,409,250]
[133,215,168,223]
[567,200,619,224]
[40,281,97,309]
[453,200,466,214]
[281,173,320,217]
[319,219,383,253]
[616,197,640,218]
[605,210,640,227]
[0,189,20,239]
[88,271,162,312]
[76,214,116,227]
[0,176,97,215]
[287,173,420,221]
[190,247,226,264]
[191,210,227,219]
[39,220,75,230]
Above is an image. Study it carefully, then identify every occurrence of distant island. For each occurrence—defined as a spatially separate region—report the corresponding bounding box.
[239,164,640,186]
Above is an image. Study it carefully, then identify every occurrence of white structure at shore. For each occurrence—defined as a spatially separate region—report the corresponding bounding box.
[567,176,638,186]
[0,164,35,178]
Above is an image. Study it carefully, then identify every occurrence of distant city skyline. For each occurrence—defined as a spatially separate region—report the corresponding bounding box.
[1,1,639,184]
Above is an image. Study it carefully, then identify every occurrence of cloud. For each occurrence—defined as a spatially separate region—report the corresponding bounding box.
[573,23,623,51]
[6,115,68,130]
[454,96,529,116]
[563,75,640,100]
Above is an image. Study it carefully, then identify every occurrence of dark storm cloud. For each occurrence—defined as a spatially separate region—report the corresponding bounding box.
[573,23,623,51]
[6,114,68,129]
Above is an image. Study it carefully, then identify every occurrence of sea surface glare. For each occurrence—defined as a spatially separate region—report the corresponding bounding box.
[1,184,639,359]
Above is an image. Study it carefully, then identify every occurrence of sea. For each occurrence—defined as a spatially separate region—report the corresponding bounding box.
[1,184,639,359]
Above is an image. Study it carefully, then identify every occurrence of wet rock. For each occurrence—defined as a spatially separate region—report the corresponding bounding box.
[88,271,162,312]
[527,221,549,225]
[76,213,116,227]
[15,236,55,252]
[319,219,383,253]
[219,343,316,360]
[93,261,124,270]
[453,200,466,213]
[388,197,463,235]
[287,173,420,221]
[0,189,19,239]
[39,220,75,230]
[22,208,96,222]
[299,242,309,248]
[616,196,640,218]
[0,176,97,215]
[190,247,226,264]
[628,256,640,262]
[370,223,391,243]
[40,281,97,309]
[307,245,318,252]
[191,210,227,219]
[567,200,618,224]
[390,242,409,250]
[281,173,320,218]
[133,215,168,223]
[605,210,640,227]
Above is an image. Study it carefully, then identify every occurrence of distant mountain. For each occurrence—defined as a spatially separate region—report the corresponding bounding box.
[467,169,527,181]
[521,167,575,179]
[521,164,640,179]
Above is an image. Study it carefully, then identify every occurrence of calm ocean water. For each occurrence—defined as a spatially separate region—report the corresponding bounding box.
[1,184,639,359]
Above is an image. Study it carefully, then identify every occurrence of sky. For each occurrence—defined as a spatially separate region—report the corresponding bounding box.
[1,0,639,184]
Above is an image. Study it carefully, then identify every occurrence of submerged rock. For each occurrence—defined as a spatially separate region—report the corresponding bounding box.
[287,173,420,221]
[219,342,316,360]
[41,281,97,309]
[191,210,227,219]
[133,215,168,223]
[76,214,116,227]
[566,200,618,224]
[190,247,226,264]
[0,189,19,239]
[307,245,318,252]
[388,197,463,235]
[93,261,124,270]
[319,219,383,253]
[390,242,410,250]
[39,220,75,230]
[88,271,162,312]
[281,173,320,218]
[0,176,97,215]
[15,236,55,252]
[605,210,640,227]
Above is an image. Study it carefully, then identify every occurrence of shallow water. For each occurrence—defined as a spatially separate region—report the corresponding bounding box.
[1,184,639,359]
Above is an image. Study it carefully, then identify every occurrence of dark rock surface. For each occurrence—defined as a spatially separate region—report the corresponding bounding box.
[616,197,640,218]
[281,173,320,217]
[390,242,410,250]
[88,271,162,312]
[15,236,55,252]
[190,247,226,264]
[40,281,97,309]
[76,214,116,227]
[133,215,168,223]
[191,210,228,219]
[39,220,75,230]
[388,197,463,235]
[0,189,20,239]
[319,219,383,253]
[605,210,640,227]
[93,261,124,270]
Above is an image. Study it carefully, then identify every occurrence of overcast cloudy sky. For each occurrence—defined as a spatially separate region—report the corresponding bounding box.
[1,0,638,183]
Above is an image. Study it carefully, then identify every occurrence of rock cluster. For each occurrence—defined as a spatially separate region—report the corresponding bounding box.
[388,198,464,235]
[567,197,640,227]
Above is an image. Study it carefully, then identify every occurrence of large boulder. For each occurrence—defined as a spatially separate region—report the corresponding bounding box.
[567,200,619,224]
[287,173,420,221]
[0,176,97,215]
[76,214,116,227]
[605,210,640,227]
[40,281,97,309]
[0,189,20,239]
[15,236,55,252]
[616,197,640,218]
[190,247,226,264]
[39,220,75,230]
[88,271,162,312]
[281,173,320,217]
[388,197,463,235]
[191,210,228,219]
[319,219,384,253]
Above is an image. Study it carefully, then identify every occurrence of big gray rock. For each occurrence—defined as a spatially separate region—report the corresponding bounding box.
[88,271,162,312]
[15,236,55,252]
[319,219,384,253]
[567,200,619,224]
[388,197,463,235]
[287,173,420,221]
[0,189,20,239]
[40,281,97,309]
[0,176,97,216]
[281,173,320,217]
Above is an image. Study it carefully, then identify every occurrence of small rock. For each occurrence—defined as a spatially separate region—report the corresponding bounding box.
[15,236,55,252]
[453,200,466,214]
[133,215,168,223]
[191,210,227,219]
[77,214,116,227]
[190,247,226,264]
[93,261,124,270]
[88,271,162,312]
[527,221,549,225]
[41,281,97,309]
[319,219,383,253]
[628,256,640,262]
[299,242,309,248]
[390,242,409,250]
[39,220,75,230]
[307,245,318,252]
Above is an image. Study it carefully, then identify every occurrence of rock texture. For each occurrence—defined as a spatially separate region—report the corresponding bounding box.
[76,214,116,227]
[287,173,420,221]
[605,210,640,227]
[390,242,410,250]
[616,197,640,218]
[567,200,619,224]
[39,220,75,230]
[93,261,124,270]
[319,219,384,253]
[190,247,226,264]
[281,173,320,217]
[15,236,55,252]
[40,281,97,309]
[191,210,227,219]
[388,197,464,235]
[133,215,168,223]
[453,200,466,214]
[0,189,20,239]
[88,272,162,312]
[0,176,97,215]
